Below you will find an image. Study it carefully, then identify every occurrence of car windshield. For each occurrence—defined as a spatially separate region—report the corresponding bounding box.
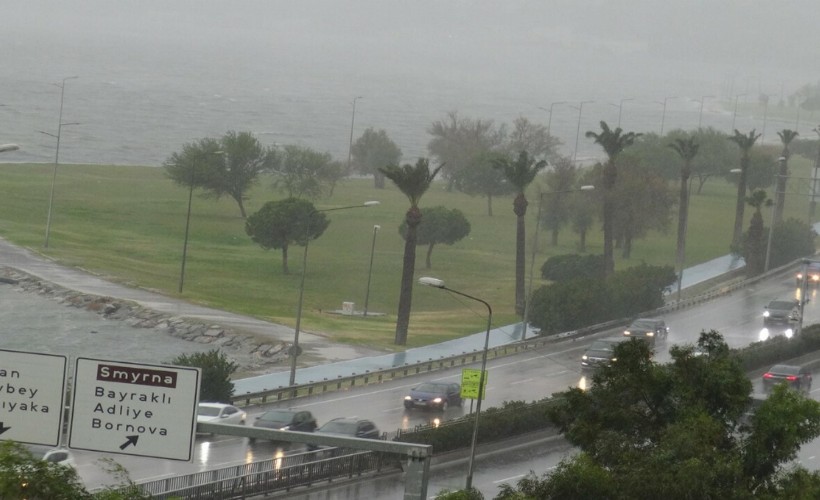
[768,301,795,310]
[197,406,221,417]
[258,410,295,424]
[414,383,446,393]
[770,365,800,375]
[588,341,615,351]
[318,421,357,434]
[629,319,658,330]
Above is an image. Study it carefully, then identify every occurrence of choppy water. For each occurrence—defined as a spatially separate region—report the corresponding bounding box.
[0,1,815,168]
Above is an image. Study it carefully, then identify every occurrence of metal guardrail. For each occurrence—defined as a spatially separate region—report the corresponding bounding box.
[136,448,398,500]
[230,259,805,408]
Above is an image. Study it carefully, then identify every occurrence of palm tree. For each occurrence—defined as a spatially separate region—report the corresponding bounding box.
[493,151,547,315]
[668,137,699,287]
[774,129,799,226]
[728,129,761,249]
[585,121,641,277]
[744,189,772,277]
[379,158,443,345]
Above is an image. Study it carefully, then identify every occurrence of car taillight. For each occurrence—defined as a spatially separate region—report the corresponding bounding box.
[786,376,798,381]
[763,373,773,378]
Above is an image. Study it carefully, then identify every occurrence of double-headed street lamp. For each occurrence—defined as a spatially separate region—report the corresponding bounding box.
[41,75,79,249]
[655,96,677,136]
[538,101,566,138]
[522,185,595,339]
[731,93,746,131]
[289,201,380,387]
[569,100,594,164]
[418,276,491,492]
[696,95,714,129]
[611,97,634,128]
[346,96,363,172]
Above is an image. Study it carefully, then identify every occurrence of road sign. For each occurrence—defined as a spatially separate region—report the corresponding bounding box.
[0,349,67,447]
[68,357,200,461]
[460,368,487,400]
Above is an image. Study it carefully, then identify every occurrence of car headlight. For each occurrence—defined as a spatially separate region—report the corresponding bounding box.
[798,273,804,279]
[763,311,770,317]
[646,331,654,337]
[623,331,631,336]
[581,354,588,360]
[404,396,412,400]
[611,357,617,362]
[280,426,290,431]
[813,275,820,281]
[432,397,443,403]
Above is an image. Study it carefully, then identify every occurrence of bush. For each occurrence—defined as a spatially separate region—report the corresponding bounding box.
[171,349,237,403]
[769,217,817,268]
[540,254,605,283]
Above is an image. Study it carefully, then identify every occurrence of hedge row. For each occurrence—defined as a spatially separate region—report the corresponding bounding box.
[396,325,820,454]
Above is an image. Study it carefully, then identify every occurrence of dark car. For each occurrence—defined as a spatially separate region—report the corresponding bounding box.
[315,418,380,439]
[762,364,812,394]
[623,318,668,345]
[581,339,620,370]
[251,409,317,440]
[796,261,820,287]
[763,299,800,326]
[404,381,462,411]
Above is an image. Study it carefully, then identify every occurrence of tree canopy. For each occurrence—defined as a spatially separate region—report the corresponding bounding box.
[350,128,402,189]
[171,349,237,403]
[272,145,342,200]
[399,205,471,269]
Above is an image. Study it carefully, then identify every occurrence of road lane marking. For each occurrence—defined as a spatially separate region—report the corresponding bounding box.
[510,378,534,385]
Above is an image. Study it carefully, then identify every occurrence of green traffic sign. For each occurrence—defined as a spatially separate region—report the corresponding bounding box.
[461,368,488,400]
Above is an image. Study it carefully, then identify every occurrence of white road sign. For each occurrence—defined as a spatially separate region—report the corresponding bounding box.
[68,357,200,461]
[0,349,67,447]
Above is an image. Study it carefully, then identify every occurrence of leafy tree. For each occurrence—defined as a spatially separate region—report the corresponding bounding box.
[399,206,471,269]
[770,218,818,268]
[163,136,225,210]
[272,145,338,200]
[494,151,547,314]
[744,148,777,192]
[540,156,577,246]
[668,136,699,280]
[350,128,402,189]
[728,129,761,249]
[171,349,238,403]
[585,121,641,277]
[743,189,772,277]
[211,131,279,218]
[245,198,330,274]
[503,116,560,161]
[427,111,504,192]
[0,442,149,499]
[774,129,799,226]
[459,150,514,216]
[500,331,820,499]
[379,158,443,345]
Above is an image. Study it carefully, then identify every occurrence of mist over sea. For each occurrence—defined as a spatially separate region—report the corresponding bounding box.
[1,1,816,167]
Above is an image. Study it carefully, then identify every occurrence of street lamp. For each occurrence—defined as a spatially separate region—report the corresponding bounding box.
[289,200,380,387]
[362,224,380,317]
[418,276,492,492]
[178,150,224,294]
[810,126,820,220]
[538,101,566,138]
[0,144,19,153]
[765,157,788,273]
[731,94,746,131]
[522,185,595,339]
[655,96,677,136]
[760,93,777,144]
[611,97,633,128]
[569,100,594,164]
[696,95,714,129]
[41,75,79,249]
[346,96,363,172]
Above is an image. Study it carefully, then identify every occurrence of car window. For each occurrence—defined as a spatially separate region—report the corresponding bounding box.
[224,406,236,415]
[319,420,356,434]
[258,410,296,424]
[415,383,445,393]
[198,406,221,417]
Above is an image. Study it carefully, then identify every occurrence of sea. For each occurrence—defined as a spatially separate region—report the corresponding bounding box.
[0,1,817,168]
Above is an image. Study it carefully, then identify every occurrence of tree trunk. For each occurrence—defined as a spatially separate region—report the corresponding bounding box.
[487,194,493,217]
[622,230,633,259]
[675,169,690,276]
[602,162,617,277]
[513,194,528,315]
[235,195,248,219]
[282,245,289,275]
[374,172,386,189]
[425,243,435,269]
[551,228,559,246]
[394,207,421,345]
[773,154,788,226]
[578,230,587,253]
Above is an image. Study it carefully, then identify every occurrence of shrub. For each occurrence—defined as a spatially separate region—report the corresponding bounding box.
[540,254,605,283]
[171,349,237,403]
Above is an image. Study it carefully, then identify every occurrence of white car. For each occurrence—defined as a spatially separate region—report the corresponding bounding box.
[197,403,247,426]
[26,445,76,469]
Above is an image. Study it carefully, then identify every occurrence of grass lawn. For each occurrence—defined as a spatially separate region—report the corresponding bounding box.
[0,158,816,351]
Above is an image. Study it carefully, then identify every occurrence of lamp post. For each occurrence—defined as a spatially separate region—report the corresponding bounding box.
[362,224,380,317]
[656,96,677,136]
[522,185,595,339]
[41,76,79,249]
[765,157,788,273]
[612,97,633,128]
[289,201,380,387]
[0,144,19,153]
[346,96,363,172]
[418,276,491,492]
[178,150,223,294]
[570,100,594,164]
[810,126,820,221]
[731,94,746,131]
[760,94,777,144]
[538,101,566,138]
[696,95,714,129]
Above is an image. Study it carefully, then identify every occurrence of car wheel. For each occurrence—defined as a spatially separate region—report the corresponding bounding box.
[455,398,463,407]
[404,402,413,410]
[440,401,449,412]
[248,437,256,443]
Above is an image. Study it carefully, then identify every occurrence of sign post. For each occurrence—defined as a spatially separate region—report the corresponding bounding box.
[68,358,200,461]
[0,349,67,447]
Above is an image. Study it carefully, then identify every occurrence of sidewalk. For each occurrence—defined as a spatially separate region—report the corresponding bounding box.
[0,236,749,392]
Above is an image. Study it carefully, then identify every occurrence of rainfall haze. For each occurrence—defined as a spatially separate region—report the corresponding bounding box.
[1,0,818,166]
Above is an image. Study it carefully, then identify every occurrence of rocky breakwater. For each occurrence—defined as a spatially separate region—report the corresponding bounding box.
[0,268,290,377]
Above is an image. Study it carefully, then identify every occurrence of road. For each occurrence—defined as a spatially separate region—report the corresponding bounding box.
[68,266,820,494]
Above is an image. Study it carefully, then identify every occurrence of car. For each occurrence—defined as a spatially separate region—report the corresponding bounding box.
[197,402,247,426]
[762,364,812,394]
[404,382,462,411]
[26,446,76,469]
[796,261,820,287]
[763,299,800,326]
[252,409,317,439]
[581,339,620,370]
[315,417,381,439]
[623,318,668,345]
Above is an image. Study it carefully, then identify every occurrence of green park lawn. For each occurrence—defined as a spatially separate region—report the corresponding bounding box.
[0,159,816,351]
